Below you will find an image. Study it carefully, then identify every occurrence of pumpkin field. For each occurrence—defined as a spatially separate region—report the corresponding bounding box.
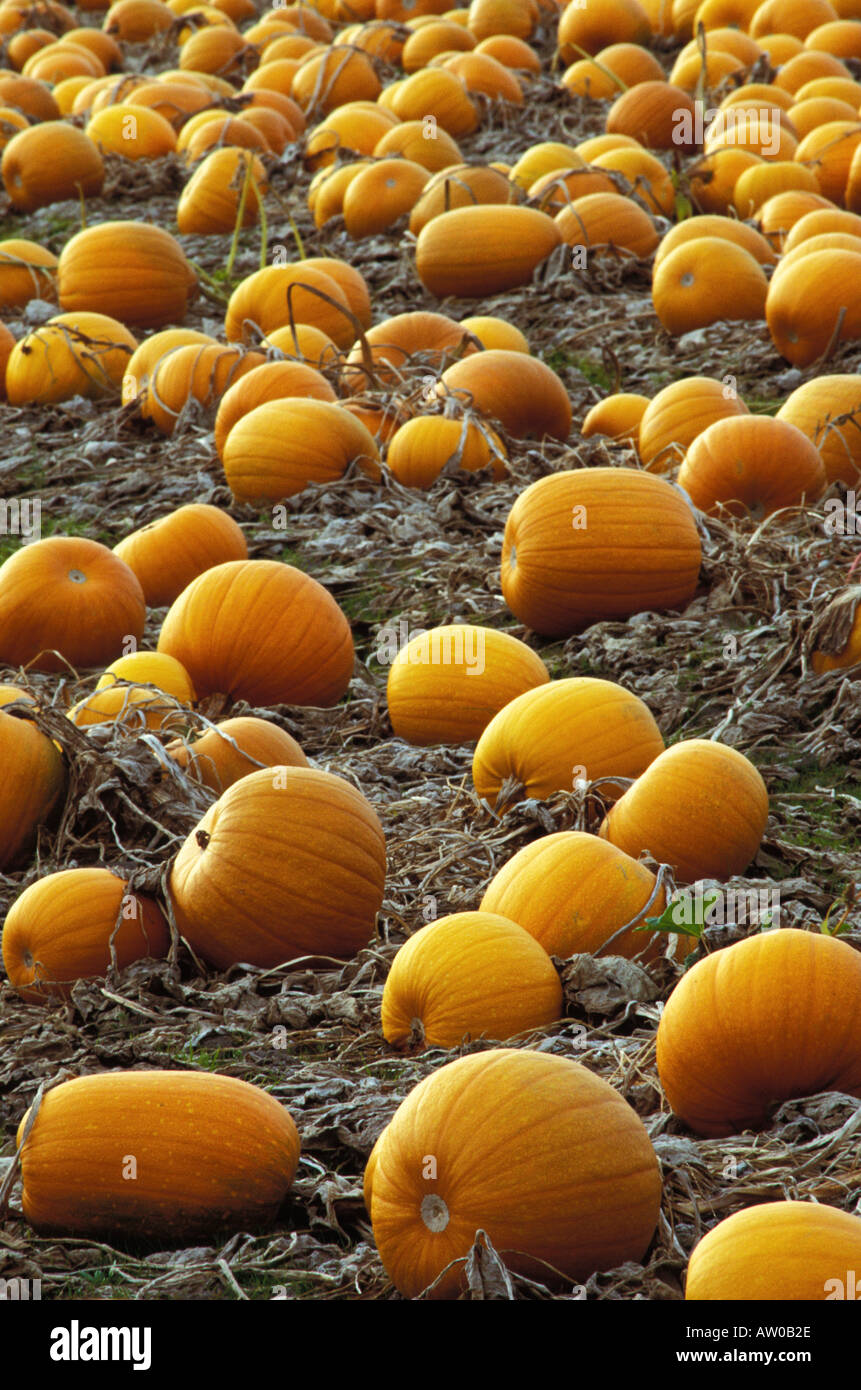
[0,0,860,1314]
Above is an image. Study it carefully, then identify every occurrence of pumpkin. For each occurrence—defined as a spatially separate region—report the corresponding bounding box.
[415,203,561,298]
[213,359,336,457]
[16,1071,300,1241]
[783,205,861,248]
[142,343,266,435]
[806,17,861,54]
[304,101,397,169]
[472,676,665,807]
[224,263,355,349]
[1,120,103,209]
[386,624,548,744]
[0,536,145,673]
[438,350,571,439]
[177,148,268,235]
[794,74,861,103]
[373,119,463,172]
[236,103,295,153]
[0,706,65,870]
[675,25,761,62]
[86,103,177,159]
[157,559,354,707]
[677,414,827,516]
[113,504,247,611]
[766,247,861,365]
[776,373,861,484]
[528,166,619,211]
[342,309,468,392]
[656,928,861,1137]
[2,867,169,1000]
[555,192,660,259]
[0,237,56,309]
[459,313,528,353]
[581,392,650,442]
[686,1202,861,1300]
[166,714,307,793]
[557,0,651,60]
[402,18,475,68]
[599,738,769,883]
[179,25,250,76]
[589,145,675,216]
[103,0,174,41]
[68,650,196,732]
[561,41,665,99]
[669,47,746,89]
[56,222,197,331]
[342,157,430,238]
[500,468,702,635]
[467,0,537,40]
[690,148,765,215]
[222,398,381,502]
[385,415,505,488]
[794,119,861,204]
[366,1047,662,1298]
[408,163,513,235]
[474,34,540,69]
[750,0,838,36]
[811,586,861,671]
[509,140,585,190]
[5,310,137,406]
[182,116,272,164]
[387,66,478,137]
[439,50,524,103]
[480,830,673,961]
[638,375,749,471]
[381,911,563,1048]
[169,765,385,968]
[732,162,820,225]
[98,650,196,702]
[0,74,60,122]
[298,255,373,330]
[605,81,698,152]
[291,46,382,114]
[757,188,833,248]
[652,237,769,335]
[787,94,859,138]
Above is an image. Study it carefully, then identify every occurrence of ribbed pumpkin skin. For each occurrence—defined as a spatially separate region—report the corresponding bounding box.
[166,715,307,794]
[169,765,386,968]
[385,415,505,488]
[776,373,861,484]
[558,0,651,60]
[224,264,355,348]
[472,676,665,806]
[381,912,563,1048]
[57,221,196,330]
[145,343,266,435]
[686,1202,861,1300]
[581,392,649,442]
[0,709,65,870]
[157,559,354,706]
[2,867,169,1000]
[638,375,749,471]
[652,238,768,336]
[408,164,513,236]
[555,192,660,259]
[1,120,104,210]
[113,503,247,609]
[5,311,137,405]
[343,310,468,392]
[0,238,57,308]
[122,329,215,405]
[652,216,778,269]
[657,929,861,1138]
[214,359,337,457]
[766,248,861,366]
[501,469,702,636]
[222,398,381,503]
[386,625,549,745]
[415,204,562,298]
[677,414,827,516]
[480,830,670,960]
[599,738,769,883]
[0,537,145,673]
[439,351,572,440]
[367,1048,662,1299]
[17,1071,300,1241]
[177,147,268,235]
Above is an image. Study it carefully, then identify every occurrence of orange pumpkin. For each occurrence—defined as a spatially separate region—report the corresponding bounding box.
[366,1048,662,1298]
[224,263,355,349]
[291,45,381,114]
[16,1071,300,1241]
[343,157,430,237]
[653,216,778,270]
[794,119,861,204]
[652,237,769,335]
[386,624,548,744]
[387,65,478,137]
[776,373,861,483]
[373,118,464,172]
[438,350,571,439]
[415,203,562,297]
[143,343,266,435]
[213,359,336,457]
[599,738,769,883]
[0,536,145,673]
[472,676,665,806]
[1,120,103,209]
[156,559,355,707]
[766,247,861,365]
[385,415,506,488]
[657,929,861,1137]
[169,765,385,968]
[557,0,651,60]
[0,706,66,870]
[757,187,833,247]
[103,0,174,41]
[342,309,469,392]
[501,468,702,635]
[166,714,307,793]
[2,868,169,1000]
[581,392,650,443]
[638,375,749,471]
[732,159,821,216]
[686,1202,861,1300]
[113,504,248,610]
[86,103,177,159]
[408,163,513,235]
[677,414,827,516]
[381,911,563,1048]
[222,398,381,502]
[56,221,197,330]
[480,830,673,961]
[0,237,56,309]
[122,329,216,407]
[606,81,698,151]
[555,192,660,258]
[5,310,137,405]
[177,148,268,235]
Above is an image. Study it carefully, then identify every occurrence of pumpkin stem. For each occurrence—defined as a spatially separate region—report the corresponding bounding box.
[196,829,211,850]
